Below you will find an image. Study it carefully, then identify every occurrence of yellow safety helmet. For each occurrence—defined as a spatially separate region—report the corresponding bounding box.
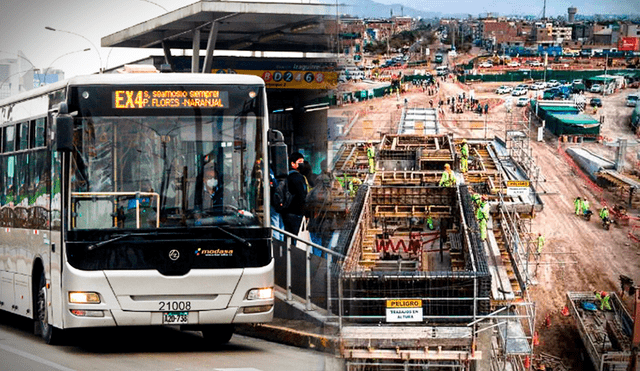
[444,163,451,169]
[462,138,467,143]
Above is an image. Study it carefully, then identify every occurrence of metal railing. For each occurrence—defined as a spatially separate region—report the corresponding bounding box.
[272,225,345,313]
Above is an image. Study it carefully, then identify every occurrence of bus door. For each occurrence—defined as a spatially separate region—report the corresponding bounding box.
[47,110,64,329]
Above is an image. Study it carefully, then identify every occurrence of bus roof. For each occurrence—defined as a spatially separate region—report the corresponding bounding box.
[0,73,265,107]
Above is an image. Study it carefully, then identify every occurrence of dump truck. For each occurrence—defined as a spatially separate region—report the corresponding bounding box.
[566,291,635,371]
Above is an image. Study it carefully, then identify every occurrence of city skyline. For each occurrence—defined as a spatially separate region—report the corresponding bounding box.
[368,0,640,17]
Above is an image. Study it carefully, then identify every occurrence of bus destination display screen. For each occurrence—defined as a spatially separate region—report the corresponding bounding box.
[113,89,229,109]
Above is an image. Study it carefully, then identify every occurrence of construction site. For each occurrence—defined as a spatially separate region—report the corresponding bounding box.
[257,64,640,371]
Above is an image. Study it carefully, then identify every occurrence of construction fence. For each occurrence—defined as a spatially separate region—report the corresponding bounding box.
[457,69,640,83]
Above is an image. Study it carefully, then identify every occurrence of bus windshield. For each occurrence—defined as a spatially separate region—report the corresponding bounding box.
[69,84,264,230]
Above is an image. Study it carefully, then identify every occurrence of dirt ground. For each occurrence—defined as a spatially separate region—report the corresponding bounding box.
[330,65,640,369]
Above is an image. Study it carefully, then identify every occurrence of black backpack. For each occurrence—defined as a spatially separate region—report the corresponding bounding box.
[272,175,294,213]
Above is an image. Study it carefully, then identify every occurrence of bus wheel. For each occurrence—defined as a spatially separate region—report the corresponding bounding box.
[201,325,234,346]
[37,273,63,344]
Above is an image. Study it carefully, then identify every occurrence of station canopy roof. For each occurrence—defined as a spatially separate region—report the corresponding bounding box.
[101,0,337,54]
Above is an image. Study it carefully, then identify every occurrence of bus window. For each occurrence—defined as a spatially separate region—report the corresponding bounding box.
[30,118,47,148]
[3,125,15,152]
[18,122,29,150]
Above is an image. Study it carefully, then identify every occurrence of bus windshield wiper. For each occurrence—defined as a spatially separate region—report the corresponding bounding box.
[214,226,251,247]
[87,233,133,251]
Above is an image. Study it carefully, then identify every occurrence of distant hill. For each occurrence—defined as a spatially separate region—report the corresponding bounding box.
[329,0,441,19]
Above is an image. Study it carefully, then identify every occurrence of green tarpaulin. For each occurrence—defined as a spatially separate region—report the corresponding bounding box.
[545,113,600,136]
[532,101,580,122]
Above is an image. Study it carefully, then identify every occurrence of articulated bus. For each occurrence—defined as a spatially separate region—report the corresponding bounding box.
[0,73,277,344]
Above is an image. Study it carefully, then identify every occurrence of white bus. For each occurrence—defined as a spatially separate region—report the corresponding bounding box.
[0,73,277,344]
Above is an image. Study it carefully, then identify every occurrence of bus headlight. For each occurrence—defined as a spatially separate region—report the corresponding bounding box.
[69,292,101,304]
[246,288,273,301]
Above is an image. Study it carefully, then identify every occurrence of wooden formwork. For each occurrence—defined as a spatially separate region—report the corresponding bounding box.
[596,170,640,209]
[370,186,454,206]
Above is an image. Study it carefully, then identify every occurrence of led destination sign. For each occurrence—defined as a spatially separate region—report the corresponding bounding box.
[113,89,229,109]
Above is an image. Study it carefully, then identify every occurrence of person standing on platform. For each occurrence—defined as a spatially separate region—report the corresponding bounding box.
[439,163,457,187]
[366,142,376,174]
[281,152,308,236]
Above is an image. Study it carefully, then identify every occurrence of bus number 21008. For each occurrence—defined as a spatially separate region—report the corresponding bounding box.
[159,301,191,311]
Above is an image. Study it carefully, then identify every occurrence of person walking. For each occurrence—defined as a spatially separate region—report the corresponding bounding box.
[460,139,469,173]
[574,196,583,216]
[439,163,457,187]
[366,142,376,174]
[536,233,545,255]
[281,152,308,236]
[599,205,610,222]
[581,197,590,217]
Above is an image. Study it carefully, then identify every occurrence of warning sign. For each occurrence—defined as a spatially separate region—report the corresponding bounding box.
[506,180,530,187]
[506,180,530,197]
[386,299,423,322]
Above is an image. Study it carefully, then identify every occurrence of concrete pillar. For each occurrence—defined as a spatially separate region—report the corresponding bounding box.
[191,29,200,73]
[615,139,627,172]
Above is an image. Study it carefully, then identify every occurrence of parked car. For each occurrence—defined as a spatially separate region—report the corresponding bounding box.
[530,82,546,90]
[590,97,603,107]
[507,61,521,67]
[547,80,560,87]
[543,88,560,100]
[479,61,493,68]
[572,79,585,93]
[512,87,528,96]
[516,97,530,106]
[590,84,603,93]
[496,85,513,94]
[528,61,543,67]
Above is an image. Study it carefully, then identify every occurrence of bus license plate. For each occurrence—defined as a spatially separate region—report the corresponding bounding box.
[163,312,188,324]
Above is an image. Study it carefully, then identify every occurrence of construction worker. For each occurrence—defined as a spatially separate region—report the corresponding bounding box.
[426,215,434,230]
[439,163,457,187]
[471,192,482,209]
[599,206,610,221]
[581,197,590,216]
[476,195,489,241]
[366,142,376,174]
[594,290,612,311]
[574,196,582,216]
[536,233,545,255]
[460,139,469,173]
[347,177,362,197]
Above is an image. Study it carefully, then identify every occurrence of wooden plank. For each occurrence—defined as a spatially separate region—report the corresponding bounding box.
[485,228,515,300]
[344,349,481,361]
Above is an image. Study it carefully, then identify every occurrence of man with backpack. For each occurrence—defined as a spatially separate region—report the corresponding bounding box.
[280,152,308,235]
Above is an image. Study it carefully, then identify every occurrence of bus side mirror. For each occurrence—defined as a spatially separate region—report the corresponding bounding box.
[268,129,288,178]
[55,115,74,152]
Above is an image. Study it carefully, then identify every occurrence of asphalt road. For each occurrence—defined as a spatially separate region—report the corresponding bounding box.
[0,312,339,371]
